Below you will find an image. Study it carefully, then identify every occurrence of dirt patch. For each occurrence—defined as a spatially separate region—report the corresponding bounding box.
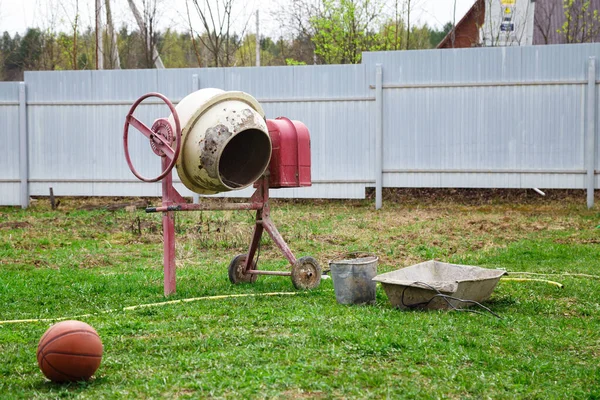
[0,221,31,230]
[78,199,151,211]
[279,390,327,399]
[554,237,600,245]
[78,254,114,269]
[369,188,595,206]
[27,196,158,212]
[24,188,597,211]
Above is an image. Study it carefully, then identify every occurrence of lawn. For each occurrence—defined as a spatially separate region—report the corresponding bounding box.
[0,190,599,399]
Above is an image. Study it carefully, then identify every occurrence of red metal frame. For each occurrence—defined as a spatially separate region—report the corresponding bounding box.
[124,93,305,296]
[146,164,297,296]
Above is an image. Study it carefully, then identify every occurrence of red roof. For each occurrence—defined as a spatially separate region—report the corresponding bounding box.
[437,0,485,49]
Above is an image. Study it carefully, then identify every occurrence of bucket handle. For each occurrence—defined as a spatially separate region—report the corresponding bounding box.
[328,252,378,265]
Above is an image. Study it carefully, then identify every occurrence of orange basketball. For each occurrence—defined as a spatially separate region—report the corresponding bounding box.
[37,320,103,383]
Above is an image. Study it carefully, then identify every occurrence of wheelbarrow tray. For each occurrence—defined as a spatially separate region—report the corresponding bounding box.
[373,260,506,310]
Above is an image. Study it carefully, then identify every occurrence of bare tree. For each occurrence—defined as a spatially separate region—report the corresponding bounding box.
[60,0,80,69]
[127,0,164,68]
[405,0,411,50]
[185,0,204,66]
[273,0,320,39]
[187,0,248,67]
[391,0,402,49]
[481,0,503,46]
[95,0,103,69]
[272,0,321,63]
[37,0,63,70]
[0,0,5,79]
[105,0,121,69]
[255,9,260,67]
[381,0,424,50]
[452,0,457,47]
[534,0,558,44]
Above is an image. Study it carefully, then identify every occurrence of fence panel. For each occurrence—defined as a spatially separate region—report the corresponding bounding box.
[0,82,22,206]
[0,44,597,206]
[362,44,600,191]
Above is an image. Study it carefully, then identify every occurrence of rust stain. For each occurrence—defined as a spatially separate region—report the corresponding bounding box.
[191,173,222,192]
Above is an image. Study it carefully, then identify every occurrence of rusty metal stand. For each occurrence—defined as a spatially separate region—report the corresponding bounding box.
[161,156,179,297]
[123,92,321,296]
[146,171,321,296]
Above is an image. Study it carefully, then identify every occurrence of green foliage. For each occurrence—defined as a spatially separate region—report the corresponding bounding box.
[309,0,441,64]
[232,34,286,67]
[559,0,600,43]
[0,4,458,78]
[285,58,307,66]
[378,19,433,50]
[18,29,43,70]
[310,0,383,64]
[159,29,189,68]
[1,31,21,79]
[430,22,454,48]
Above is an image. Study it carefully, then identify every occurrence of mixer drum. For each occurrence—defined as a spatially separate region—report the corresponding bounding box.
[169,88,272,194]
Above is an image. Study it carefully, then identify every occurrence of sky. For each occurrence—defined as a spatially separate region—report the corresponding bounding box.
[0,0,475,38]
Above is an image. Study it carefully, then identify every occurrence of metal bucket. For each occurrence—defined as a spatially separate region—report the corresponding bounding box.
[329,253,378,305]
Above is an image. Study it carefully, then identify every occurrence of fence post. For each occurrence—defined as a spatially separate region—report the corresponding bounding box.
[192,73,200,205]
[587,57,596,209]
[19,82,29,209]
[375,64,383,210]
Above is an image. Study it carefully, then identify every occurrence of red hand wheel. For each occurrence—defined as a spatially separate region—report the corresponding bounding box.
[123,92,181,182]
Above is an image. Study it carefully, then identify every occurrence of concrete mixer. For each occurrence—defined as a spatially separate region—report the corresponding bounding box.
[123,89,320,296]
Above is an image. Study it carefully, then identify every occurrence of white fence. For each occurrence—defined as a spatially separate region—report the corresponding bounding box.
[1,44,598,208]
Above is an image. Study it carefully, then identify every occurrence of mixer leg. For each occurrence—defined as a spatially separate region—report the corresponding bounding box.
[163,210,176,296]
[246,212,264,270]
[162,155,176,296]
[262,216,297,266]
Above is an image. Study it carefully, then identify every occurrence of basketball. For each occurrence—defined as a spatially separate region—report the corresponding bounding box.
[37,320,103,383]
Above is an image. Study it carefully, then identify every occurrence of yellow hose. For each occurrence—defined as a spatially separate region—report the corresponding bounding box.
[0,292,298,325]
[510,271,600,279]
[501,277,564,288]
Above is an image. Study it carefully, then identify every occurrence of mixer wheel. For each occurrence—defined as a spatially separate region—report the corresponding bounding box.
[291,256,321,290]
[228,254,258,284]
[123,92,181,183]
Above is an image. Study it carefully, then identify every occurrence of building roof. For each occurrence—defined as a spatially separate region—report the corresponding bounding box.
[437,0,485,49]
[438,0,600,48]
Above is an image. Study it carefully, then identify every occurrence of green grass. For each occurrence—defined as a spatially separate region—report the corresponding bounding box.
[0,193,599,399]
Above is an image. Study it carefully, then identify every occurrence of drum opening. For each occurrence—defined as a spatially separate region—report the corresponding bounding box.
[219,129,271,188]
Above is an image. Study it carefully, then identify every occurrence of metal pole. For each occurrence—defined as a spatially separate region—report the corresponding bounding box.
[95,0,103,70]
[375,64,383,209]
[162,156,176,296]
[256,10,260,67]
[191,74,200,205]
[19,82,29,209]
[587,57,596,209]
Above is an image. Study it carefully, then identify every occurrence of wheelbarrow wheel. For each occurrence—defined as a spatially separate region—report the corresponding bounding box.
[291,256,321,290]
[228,254,257,284]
